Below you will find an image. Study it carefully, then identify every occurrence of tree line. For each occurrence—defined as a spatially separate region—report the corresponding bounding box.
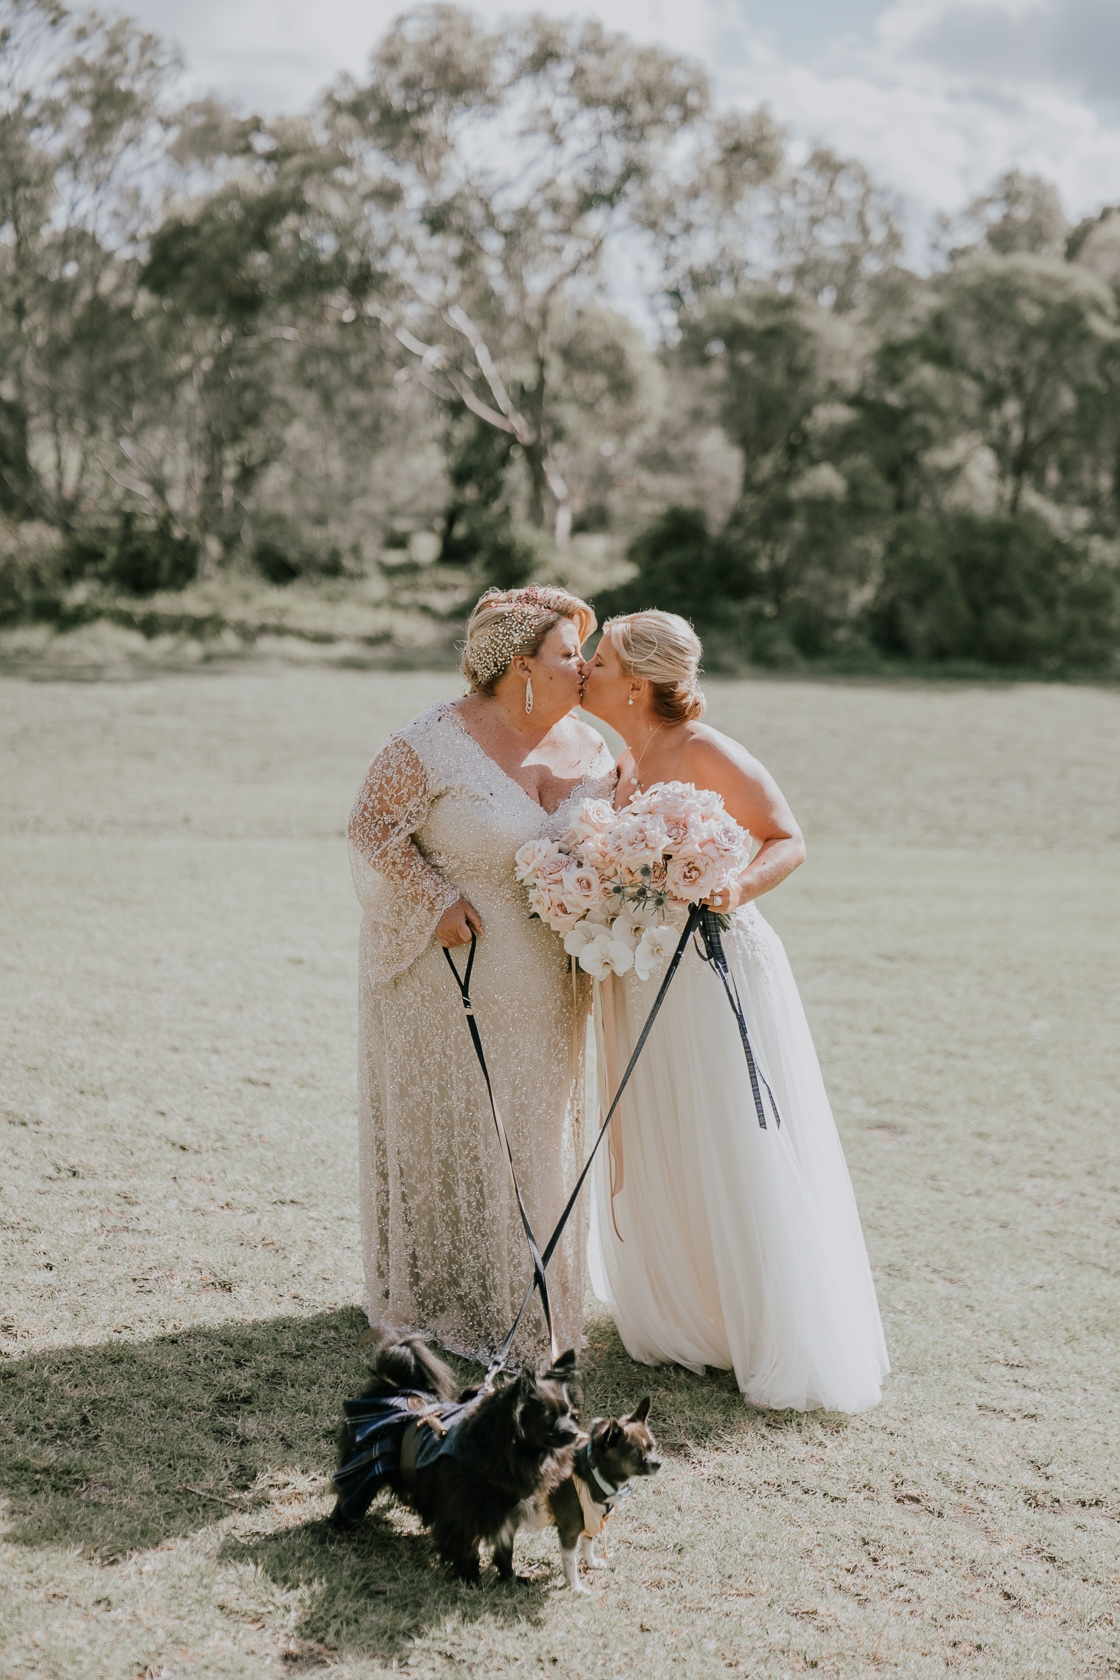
[2,0,1119,670]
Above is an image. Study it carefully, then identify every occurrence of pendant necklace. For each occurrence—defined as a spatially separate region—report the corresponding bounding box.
[630,723,663,791]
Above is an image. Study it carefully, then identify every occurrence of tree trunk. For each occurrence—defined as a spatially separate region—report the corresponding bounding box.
[0,397,36,518]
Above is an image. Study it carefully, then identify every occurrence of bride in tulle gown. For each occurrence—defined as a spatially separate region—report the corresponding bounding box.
[578,612,889,1413]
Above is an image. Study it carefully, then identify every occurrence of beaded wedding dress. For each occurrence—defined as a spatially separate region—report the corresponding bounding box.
[348,701,615,1362]
[588,902,890,1413]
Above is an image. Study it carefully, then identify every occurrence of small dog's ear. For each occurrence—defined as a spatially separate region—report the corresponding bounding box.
[605,1419,621,1444]
[553,1349,578,1372]
[628,1397,652,1424]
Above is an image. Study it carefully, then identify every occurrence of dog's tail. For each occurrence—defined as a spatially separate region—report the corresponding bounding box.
[367,1334,457,1400]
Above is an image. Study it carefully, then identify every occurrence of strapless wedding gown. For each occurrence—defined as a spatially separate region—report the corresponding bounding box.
[588,902,889,1412]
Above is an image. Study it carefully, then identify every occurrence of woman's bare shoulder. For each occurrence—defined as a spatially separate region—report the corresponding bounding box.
[675,721,764,779]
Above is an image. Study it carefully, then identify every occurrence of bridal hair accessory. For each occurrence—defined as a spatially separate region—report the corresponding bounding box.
[524,676,534,715]
[467,604,549,688]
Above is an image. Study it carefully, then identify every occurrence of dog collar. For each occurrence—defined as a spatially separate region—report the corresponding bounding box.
[577,1440,625,1503]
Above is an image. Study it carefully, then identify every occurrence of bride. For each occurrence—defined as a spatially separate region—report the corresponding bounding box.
[347,585,613,1360]
[578,610,889,1412]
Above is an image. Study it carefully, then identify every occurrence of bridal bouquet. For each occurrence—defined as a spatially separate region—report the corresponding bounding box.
[514,781,751,982]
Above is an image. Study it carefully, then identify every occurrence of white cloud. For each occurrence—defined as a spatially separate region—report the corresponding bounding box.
[115,0,1120,250]
[702,0,1120,248]
[885,0,1120,106]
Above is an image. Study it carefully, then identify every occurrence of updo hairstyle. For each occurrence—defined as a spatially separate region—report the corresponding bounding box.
[461,585,596,695]
[604,610,706,723]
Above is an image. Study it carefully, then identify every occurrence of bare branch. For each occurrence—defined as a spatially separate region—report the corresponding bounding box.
[446,373,518,434]
[444,304,533,445]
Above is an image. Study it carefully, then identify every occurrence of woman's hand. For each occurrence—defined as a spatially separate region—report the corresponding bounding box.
[435,896,484,949]
[705,879,745,913]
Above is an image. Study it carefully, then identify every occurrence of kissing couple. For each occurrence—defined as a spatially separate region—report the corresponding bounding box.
[348,584,889,1413]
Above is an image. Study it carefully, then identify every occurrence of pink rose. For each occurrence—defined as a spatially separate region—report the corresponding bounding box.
[613,813,670,874]
[578,832,618,876]
[665,851,725,903]
[562,864,603,911]
[562,799,616,850]
[535,851,569,881]
[514,837,562,883]
[530,879,587,931]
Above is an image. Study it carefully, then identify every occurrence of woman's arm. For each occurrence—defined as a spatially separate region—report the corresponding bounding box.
[682,733,806,908]
[348,738,482,948]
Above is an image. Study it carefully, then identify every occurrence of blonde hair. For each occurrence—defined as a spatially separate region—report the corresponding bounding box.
[604,610,706,723]
[461,586,596,694]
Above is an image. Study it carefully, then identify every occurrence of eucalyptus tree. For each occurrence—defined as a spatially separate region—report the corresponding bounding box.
[771,147,904,313]
[329,3,707,542]
[673,289,891,643]
[651,119,902,323]
[932,252,1119,514]
[138,101,380,563]
[0,0,175,520]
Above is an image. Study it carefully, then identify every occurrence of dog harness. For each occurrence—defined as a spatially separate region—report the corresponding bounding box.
[572,1440,632,1538]
[332,1390,479,1522]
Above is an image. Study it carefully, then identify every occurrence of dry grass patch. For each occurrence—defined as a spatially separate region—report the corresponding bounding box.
[2,667,1119,1678]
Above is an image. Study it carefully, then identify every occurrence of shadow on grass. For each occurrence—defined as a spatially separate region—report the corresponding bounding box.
[0,1308,374,1556]
[221,1509,557,1661]
[0,1303,847,1659]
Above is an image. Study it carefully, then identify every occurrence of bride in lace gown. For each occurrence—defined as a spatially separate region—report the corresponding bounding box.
[347,587,614,1361]
[579,612,889,1413]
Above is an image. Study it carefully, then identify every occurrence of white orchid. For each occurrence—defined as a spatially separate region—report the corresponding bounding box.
[577,929,636,979]
[563,920,603,958]
[634,924,680,981]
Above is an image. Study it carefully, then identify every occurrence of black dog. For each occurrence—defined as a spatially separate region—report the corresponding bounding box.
[332,1336,582,1584]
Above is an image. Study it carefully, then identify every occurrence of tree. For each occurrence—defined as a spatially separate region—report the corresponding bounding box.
[946,169,1069,261]
[330,3,705,542]
[0,0,176,521]
[772,147,904,312]
[933,253,1118,512]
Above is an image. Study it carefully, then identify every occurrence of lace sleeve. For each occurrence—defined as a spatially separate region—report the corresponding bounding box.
[348,737,459,925]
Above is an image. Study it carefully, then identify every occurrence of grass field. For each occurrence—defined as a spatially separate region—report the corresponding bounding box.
[2,667,1119,1680]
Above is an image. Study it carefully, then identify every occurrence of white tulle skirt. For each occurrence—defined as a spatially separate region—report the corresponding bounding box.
[587,903,889,1413]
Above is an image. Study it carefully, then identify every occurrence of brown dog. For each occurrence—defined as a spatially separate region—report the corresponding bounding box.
[527,1398,661,1592]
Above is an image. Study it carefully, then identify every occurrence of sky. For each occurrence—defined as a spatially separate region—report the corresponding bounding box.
[109,0,1120,254]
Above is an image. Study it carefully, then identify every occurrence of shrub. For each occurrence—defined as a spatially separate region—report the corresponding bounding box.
[867,516,972,661]
[869,512,1120,669]
[0,522,69,624]
[251,514,345,585]
[593,507,724,621]
[64,515,199,596]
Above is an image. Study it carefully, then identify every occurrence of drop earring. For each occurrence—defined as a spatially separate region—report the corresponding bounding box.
[524,676,534,715]
[628,691,635,706]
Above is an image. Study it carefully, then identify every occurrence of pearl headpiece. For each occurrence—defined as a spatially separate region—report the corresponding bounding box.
[467,603,551,688]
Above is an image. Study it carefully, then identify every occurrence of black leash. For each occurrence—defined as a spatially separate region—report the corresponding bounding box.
[490,903,704,1375]
[693,908,781,1130]
[443,935,558,1366]
[448,902,780,1384]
